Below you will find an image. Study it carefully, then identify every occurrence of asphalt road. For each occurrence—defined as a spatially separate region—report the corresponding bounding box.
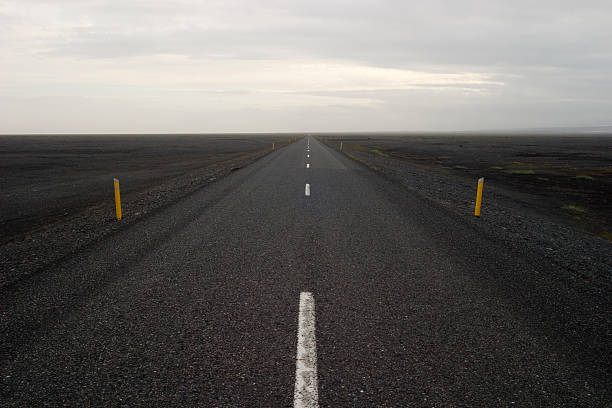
[1,137,610,407]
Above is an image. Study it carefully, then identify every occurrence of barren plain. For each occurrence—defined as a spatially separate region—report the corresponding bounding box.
[319,133,612,240]
[0,134,294,286]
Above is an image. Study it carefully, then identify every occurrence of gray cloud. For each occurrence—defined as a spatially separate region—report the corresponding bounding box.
[1,0,611,133]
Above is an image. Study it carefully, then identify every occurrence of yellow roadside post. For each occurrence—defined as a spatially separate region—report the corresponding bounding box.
[340,141,343,151]
[474,177,484,217]
[272,142,275,150]
[114,178,122,220]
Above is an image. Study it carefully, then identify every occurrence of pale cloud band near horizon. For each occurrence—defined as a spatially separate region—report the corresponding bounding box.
[1,0,611,133]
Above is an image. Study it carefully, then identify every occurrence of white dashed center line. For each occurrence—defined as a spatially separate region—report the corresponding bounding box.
[306,164,310,168]
[305,184,310,196]
[294,292,318,408]
[307,154,310,158]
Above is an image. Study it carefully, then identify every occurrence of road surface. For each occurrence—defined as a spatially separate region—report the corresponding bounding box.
[1,137,610,406]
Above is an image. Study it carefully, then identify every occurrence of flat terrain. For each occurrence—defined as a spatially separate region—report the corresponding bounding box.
[320,134,612,240]
[1,136,610,406]
[0,134,286,242]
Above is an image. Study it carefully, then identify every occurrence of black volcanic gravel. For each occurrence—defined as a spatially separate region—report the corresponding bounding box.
[0,134,294,288]
[318,135,612,285]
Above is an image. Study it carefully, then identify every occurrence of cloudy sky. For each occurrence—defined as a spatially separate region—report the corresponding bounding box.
[1,0,611,133]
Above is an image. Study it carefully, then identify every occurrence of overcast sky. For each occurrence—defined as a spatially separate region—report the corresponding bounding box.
[1,0,611,133]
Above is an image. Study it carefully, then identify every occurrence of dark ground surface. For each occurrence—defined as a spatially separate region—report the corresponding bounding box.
[1,136,611,407]
[320,133,612,240]
[0,134,289,243]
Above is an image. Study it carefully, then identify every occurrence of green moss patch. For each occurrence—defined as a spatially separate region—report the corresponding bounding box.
[508,169,535,175]
[562,204,587,214]
[599,231,612,241]
[370,149,389,157]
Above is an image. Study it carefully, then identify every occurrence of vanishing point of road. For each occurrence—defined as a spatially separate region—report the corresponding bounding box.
[1,137,610,406]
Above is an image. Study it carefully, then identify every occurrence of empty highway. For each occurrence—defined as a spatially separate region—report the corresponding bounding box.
[1,137,610,407]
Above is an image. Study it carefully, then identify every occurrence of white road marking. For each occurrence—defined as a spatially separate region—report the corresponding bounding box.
[305,184,310,196]
[307,154,310,158]
[294,292,318,408]
[306,163,310,168]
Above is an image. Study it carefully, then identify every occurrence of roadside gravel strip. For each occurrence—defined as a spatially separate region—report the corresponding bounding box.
[319,138,612,286]
[0,147,277,288]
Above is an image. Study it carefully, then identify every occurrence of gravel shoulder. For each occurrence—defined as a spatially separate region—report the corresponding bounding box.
[0,135,297,288]
[318,136,612,287]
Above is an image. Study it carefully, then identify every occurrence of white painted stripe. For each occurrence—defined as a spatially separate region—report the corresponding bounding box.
[307,154,310,158]
[305,184,310,196]
[294,292,318,408]
[306,163,310,168]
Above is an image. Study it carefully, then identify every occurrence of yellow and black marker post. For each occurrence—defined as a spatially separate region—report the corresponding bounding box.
[114,178,122,220]
[474,177,484,217]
